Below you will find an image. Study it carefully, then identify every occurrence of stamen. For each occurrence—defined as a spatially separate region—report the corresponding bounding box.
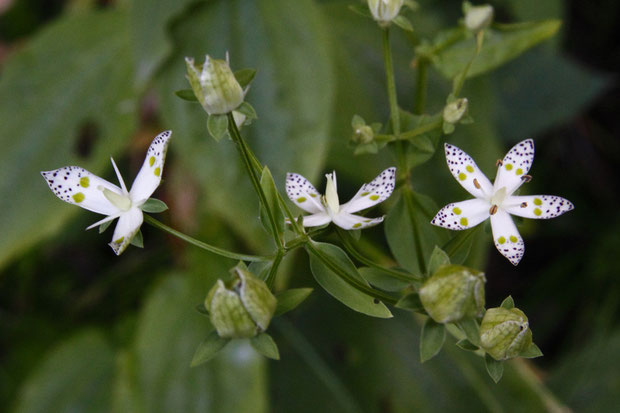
[473,178,481,189]
[489,204,498,215]
[520,202,528,208]
[496,159,503,167]
[521,174,532,183]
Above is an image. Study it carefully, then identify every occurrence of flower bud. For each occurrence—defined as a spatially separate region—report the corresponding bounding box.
[480,307,532,360]
[443,98,468,124]
[205,267,277,339]
[352,124,375,144]
[419,264,485,323]
[368,0,404,26]
[185,54,245,115]
[464,3,493,33]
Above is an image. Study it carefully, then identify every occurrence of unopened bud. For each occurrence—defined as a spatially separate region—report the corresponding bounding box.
[353,124,375,144]
[205,267,276,339]
[480,307,532,360]
[464,3,493,33]
[368,0,404,26]
[419,264,485,323]
[443,98,468,124]
[185,54,245,115]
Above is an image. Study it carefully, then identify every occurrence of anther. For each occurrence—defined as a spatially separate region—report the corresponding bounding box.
[489,204,498,215]
[496,159,503,167]
[521,174,532,183]
[473,178,481,189]
[520,202,528,208]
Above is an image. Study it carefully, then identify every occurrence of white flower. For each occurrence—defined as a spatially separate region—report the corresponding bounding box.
[431,139,573,265]
[285,167,396,230]
[41,131,172,255]
[368,0,404,25]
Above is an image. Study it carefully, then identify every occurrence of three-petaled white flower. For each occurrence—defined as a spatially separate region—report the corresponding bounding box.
[285,167,396,230]
[431,139,574,265]
[41,131,172,255]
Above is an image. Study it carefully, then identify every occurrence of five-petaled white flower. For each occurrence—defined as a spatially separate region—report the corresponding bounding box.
[41,131,172,255]
[285,167,396,230]
[431,139,574,265]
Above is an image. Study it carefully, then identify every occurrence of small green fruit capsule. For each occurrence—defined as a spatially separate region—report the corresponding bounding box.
[443,98,468,124]
[419,264,486,324]
[352,124,375,144]
[480,307,532,360]
[368,0,404,26]
[205,267,277,339]
[463,3,494,33]
[185,54,245,115]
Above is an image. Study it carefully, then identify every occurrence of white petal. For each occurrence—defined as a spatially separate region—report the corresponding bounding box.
[41,167,122,216]
[494,139,534,195]
[129,131,172,204]
[332,212,384,230]
[300,212,331,227]
[285,172,324,214]
[503,195,574,219]
[431,198,491,230]
[490,210,524,266]
[341,167,396,214]
[444,143,493,198]
[109,207,143,255]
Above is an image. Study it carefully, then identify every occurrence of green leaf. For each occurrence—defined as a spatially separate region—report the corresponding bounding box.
[420,318,446,362]
[174,89,199,102]
[275,288,314,316]
[432,20,561,79]
[259,166,285,239]
[190,331,230,367]
[441,226,481,265]
[358,267,411,292]
[233,68,257,88]
[427,245,451,276]
[0,10,137,270]
[385,189,449,275]
[306,242,393,318]
[392,15,414,32]
[500,296,515,309]
[519,343,543,359]
[456,339,480,351]
[484,353,504,383]
[399,111,442,169]
[250,333,280,360]
[395,292,425,313]
[456,317,481,347]
[207,114,229,141]
[141,198,169,213]
[130,230,144,248]
[12,330,115,413]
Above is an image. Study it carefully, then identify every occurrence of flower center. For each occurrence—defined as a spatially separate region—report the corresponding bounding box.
[103,188,132,211]
[324,173,340,215]
[489,186,507,209]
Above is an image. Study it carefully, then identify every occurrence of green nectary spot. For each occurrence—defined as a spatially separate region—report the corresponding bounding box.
[510,235,518,243]
[466,165,474,173]
[369,195,379,201]
[458,172,467,181]
[505,163,513,171]
[154,167,161,177]
[534,208,542,216]
[453,207,462,215]
[361,192,369,196]
[534,197,542,206]
[114,237,124,244]
[297,197,306,203]
[516,168,523,176]
[460,217,468,226]
[353,223,362,228]
[72,192,85,203]
[79,177,89,188]
[310,193,317,197]
[498,236,506,245]
[149,156,155,167]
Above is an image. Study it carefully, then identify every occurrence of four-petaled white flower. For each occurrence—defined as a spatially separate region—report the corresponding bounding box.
[286,167,396,230]
[41,131,172,255]
[431,139,574,265]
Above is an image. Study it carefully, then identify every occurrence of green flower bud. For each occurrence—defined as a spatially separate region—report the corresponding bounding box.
[185,54,245,115]
[368,0,404,26]
[463,3,494,33]
[419,264,485,323]
[352,124,375,144]
[480,307,532,360]
[205,267,277,339]
[442,98,468,124]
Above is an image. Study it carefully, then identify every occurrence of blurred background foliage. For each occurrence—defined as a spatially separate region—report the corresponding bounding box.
[0,0,618,411]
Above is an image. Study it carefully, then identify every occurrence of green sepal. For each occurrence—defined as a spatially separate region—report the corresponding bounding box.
[427,245,451,277]
[353,142,380,155]
[174,89,199,102]
[190,331,230,367]
[395,292,425,313]
[250,333,280,360]
[351,114,366,128]
[442,121,455,135]
[500,295,515,309]
[235,101,258,122]
[392,15,414,32]
[130,230,144,248]
[99,220,112,234]
[140,198,169,213]
[420,318,446,362]
[484,353,504,383]
[274,288,313,316]
[519,343,543,359]
[233,68,257,88]
[248,260,272,282]
[195,303,209,316]
[456,317,481,346]
[456,338,479,351]
[207,114,228,141]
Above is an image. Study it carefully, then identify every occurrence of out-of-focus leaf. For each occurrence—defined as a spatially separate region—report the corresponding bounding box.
[275,288,314,316]
[306,241,393,318]
[0,10,137,270]
[12,330,115,413]
[385,189,449,275]
[358,266,411,292]
[432,20,561,79]
[420,318,446,362]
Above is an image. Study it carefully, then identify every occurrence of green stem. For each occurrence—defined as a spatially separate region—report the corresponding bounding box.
[374,116,443,143]
[143,215,270,262]
[266,250,284,289]
[227,113,284,248]
[414,58,428,115]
